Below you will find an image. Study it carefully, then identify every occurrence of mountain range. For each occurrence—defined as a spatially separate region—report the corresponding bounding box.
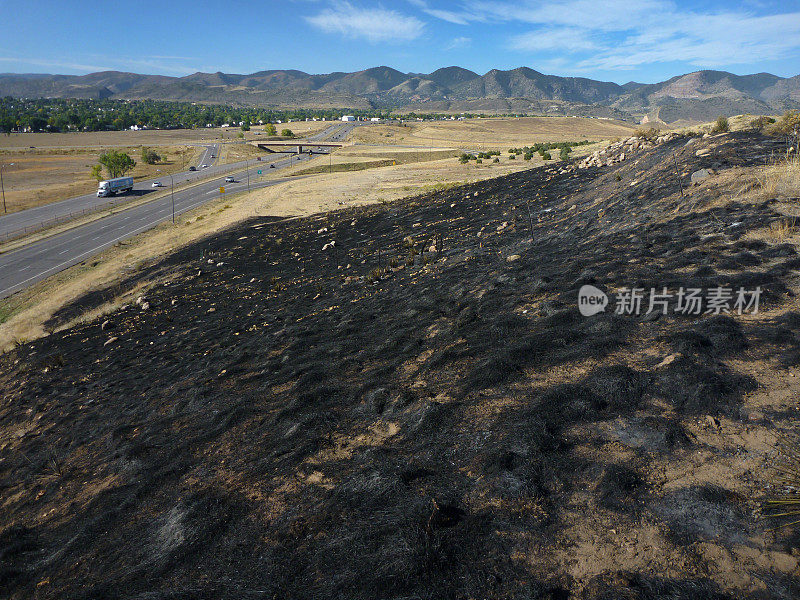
[1,66,798,124]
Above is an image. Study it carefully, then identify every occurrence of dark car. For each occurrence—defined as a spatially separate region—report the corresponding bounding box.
[270,164,275,168]
[189,166,197,171]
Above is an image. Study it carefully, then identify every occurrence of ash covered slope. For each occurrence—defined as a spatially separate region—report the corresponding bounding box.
[2,133,800,598]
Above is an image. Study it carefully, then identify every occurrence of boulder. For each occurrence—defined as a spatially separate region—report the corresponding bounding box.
[691,168,711,185]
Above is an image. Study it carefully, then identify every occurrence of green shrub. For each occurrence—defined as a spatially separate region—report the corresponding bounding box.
[634,127,660,140]
[140,147,161,165]
[767,110,800,136]
[712,116,729,133]
[750,116,775,131]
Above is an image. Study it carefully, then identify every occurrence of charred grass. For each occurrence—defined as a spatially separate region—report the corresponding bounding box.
[1,132,800,599]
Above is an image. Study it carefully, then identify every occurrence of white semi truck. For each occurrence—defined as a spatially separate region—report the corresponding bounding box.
[97,176,134,197]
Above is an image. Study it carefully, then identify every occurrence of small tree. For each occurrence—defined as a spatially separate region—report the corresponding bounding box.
[712,116,729,133]
[559,146,570,161]
[241,122,250,131]
[541,151,552,160]
[140,147,161,165]
[90,164,103,181]
[281,128,294,138]
[98,150,136,178]
[265,123,277,136]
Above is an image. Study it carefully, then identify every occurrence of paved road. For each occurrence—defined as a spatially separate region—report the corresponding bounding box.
[0,124,354,299]
[0,122,349,241]
[0,143,224,241]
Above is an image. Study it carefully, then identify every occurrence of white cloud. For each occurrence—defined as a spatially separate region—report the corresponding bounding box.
[306,2,425,43]
[445,36,472,50]
[0,55,203,76]
[510,27,599,53]
[420,0,800,72]
[0,56,112,73]
[407,0,481,25]
[577,11,800,71]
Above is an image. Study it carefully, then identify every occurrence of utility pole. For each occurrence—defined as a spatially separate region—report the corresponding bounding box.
[0,163,13,214]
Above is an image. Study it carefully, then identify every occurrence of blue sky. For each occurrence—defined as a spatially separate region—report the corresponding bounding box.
[1,0,799,83]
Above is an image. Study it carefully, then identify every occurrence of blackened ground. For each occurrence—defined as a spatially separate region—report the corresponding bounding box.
[1,132,799,599]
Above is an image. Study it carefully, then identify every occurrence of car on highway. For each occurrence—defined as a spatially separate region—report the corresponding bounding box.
[201,164,209,169]
[270,164,275,168]
[151,181,163,188]
[188,166,197,171]
[224,176,235,183]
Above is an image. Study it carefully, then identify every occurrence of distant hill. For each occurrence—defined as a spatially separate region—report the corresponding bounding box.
[1,66,798,123]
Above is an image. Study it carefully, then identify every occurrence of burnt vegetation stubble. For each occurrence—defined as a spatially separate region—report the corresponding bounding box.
[2,132,800,598]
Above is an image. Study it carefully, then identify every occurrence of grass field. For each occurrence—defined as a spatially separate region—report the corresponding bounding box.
[218,140,272,165]
[352,116,636,148]
[0,121,331,150]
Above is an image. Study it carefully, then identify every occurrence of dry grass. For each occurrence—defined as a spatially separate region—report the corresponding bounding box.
[288,149,459,176]
[754,155,800,201]
[218,141,268,165]
[0,128,229,150]
[352,116,636,149]
[768,216,799,242]
[764,436,800,530]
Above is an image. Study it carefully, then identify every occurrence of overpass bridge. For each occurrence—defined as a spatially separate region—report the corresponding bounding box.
[252,141,343,155]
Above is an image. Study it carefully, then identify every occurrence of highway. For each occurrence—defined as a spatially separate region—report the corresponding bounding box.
[0,123,353,299]
[0,122,352,241]
[0,143,221,241]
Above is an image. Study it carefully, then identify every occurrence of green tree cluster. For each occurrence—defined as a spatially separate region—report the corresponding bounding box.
[98,150,136,178]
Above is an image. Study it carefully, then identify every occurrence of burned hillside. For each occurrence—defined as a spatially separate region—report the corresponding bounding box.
[2,131,800,599]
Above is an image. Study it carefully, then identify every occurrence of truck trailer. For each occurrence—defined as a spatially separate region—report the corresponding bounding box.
[97,177,134,197]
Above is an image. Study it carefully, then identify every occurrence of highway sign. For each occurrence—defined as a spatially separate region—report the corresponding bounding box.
[257,169,262,175]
